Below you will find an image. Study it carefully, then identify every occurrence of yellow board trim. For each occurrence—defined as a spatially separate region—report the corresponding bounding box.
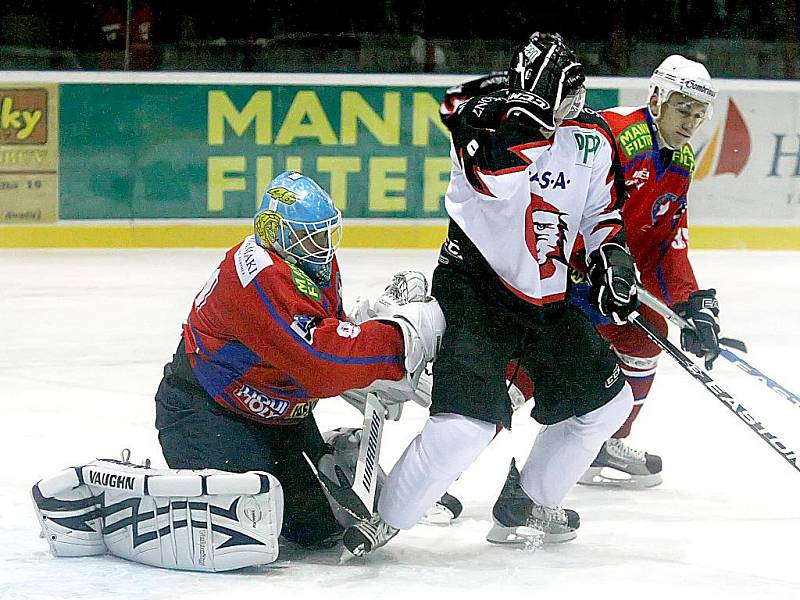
[1,223,800,250]
[0,223,449,249]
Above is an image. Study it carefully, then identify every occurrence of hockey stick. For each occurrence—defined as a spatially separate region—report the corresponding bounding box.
[628,311,800,475]
[719,349,800,408]
[351,392,385,513]
[637,286,747,353]
[637,287,800,406]
[302,392,385,521]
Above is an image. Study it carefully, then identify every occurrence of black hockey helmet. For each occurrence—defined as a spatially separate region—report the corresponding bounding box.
[507,32,586,129]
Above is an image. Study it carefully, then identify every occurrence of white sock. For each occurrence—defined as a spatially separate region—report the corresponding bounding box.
[377,413,495,530]
[520,383,633,507]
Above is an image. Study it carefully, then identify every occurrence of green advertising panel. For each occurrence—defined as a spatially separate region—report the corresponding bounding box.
[59,84,618,220]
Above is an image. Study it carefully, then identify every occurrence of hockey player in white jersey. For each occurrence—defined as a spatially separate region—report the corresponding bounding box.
[342,32,638,557]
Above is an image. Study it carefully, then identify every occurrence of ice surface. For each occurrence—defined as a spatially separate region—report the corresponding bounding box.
[2,248,800,600]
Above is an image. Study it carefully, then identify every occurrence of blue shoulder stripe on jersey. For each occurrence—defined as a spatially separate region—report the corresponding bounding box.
[667,164,690,178]
[191,340,261,398]
[252,279,402,366]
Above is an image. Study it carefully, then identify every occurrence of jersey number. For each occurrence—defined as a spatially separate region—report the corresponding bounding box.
[195,268,220,310]
[671,227,689,250]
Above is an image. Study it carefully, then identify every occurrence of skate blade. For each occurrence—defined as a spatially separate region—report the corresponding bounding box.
[486,524,552,549]
[577,466,663,489]
[419,503,455,526]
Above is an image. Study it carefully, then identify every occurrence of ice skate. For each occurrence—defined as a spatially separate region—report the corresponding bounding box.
[342,513,398,558]
[486,459,579,547]
[578,438,663,488]
[420,492,464,525]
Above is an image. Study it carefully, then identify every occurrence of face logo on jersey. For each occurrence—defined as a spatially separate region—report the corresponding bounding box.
[525,194,568,279]
[651,192,687,227]
[254,210,282,244]
[267,187,298,205]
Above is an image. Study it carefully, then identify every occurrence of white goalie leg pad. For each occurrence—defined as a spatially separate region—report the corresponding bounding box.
[34,458,284,572]
[32,467,106,557]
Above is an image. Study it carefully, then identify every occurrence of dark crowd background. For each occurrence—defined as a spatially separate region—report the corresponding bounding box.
[1,0,798,77]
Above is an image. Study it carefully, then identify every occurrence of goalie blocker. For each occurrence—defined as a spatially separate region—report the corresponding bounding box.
[31,454,283,572]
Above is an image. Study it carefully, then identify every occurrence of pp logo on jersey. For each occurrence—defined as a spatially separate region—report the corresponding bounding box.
[336,321,361,339]
[267,187,298,205]
[573,132,600,166]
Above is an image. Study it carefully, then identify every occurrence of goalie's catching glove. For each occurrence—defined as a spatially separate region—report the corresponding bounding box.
[675,289,721,369]
[587,243,639,325]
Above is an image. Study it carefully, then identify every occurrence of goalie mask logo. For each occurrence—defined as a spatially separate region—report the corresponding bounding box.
[254,210,282,244]
[525,194,568,279]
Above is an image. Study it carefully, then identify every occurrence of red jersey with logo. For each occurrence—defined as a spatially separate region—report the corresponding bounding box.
[182,235,405,425]
[602,106,699,306]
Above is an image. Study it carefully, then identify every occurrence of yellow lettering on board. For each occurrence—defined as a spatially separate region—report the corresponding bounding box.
[369,157,407,212]
[340,91,400,146]
[274,91,337,146]
[317,156,362,210]
[412,92,450,147]
[423,157,451,213]
[255,156,273,207]
[285,156,303,172]
[207,91,271,145]
[207,156,246,211]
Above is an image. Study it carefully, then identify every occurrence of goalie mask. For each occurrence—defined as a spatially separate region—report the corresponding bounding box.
[507,32,586,130]
[254,171,342,285]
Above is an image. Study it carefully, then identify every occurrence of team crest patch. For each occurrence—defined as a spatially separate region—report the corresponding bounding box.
[267,187,298,205]
[617,122,652,159]
[254,210,282,245]
[291,314,318,344]
[288,263,322,300]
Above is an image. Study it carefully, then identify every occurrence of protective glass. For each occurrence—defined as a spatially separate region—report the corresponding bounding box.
[555,84,586,123]
[280,210,343,265]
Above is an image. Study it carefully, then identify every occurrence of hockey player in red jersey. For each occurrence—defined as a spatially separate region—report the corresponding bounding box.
[570,56,721,488]
[155,171,445,548]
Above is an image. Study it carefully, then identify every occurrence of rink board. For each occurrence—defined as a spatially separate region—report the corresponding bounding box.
[1,72,799,248]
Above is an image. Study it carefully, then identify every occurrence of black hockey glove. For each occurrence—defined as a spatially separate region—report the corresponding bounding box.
[674,289,721,369]
[587,243,639,325]
[440,72,508,130]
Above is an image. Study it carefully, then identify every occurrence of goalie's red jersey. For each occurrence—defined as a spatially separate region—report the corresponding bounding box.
[602,106,699,306]
[181,236,405,425]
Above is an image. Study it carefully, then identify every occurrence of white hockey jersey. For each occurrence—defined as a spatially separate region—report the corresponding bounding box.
[445,106,624,306]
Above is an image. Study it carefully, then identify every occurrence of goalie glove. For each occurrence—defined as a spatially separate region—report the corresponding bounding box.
[347,270,429,325]
[342,369,433,420]
[674,289,721,369]
[587,243,639,325]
